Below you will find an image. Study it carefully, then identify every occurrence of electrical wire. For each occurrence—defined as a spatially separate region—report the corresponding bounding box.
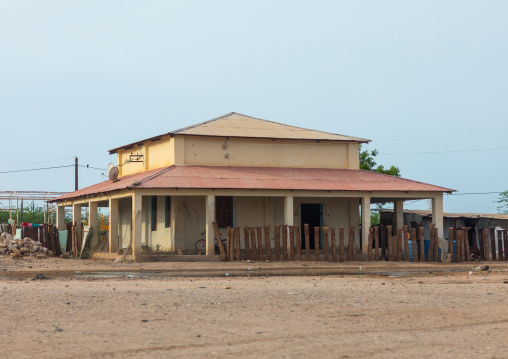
[446,192,503,196]
[375,131,508,142]
[0,156,75,169]
[0,165,74,174]
[379,147,508,156]
[78,165,106,171]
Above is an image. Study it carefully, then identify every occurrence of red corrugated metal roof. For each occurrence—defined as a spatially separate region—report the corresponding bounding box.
[51,166,454,202]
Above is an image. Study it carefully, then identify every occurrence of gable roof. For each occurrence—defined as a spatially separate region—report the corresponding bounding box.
[109,112,370,154]
[50,165,454,202]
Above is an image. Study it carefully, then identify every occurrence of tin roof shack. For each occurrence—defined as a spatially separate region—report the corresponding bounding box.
[379,209,508,251]
[50,112,454,261]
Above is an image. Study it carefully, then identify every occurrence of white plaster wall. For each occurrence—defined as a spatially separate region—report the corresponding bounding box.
[118,197,132,249]
[141,195,173,251]
[173,196,206,251]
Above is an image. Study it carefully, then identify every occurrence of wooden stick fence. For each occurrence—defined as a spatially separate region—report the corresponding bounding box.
[212,222,508,263]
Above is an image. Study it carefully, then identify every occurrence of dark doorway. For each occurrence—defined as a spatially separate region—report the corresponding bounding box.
[300,203,323,249]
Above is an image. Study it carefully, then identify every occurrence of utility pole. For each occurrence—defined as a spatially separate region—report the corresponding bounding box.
[75,157,78,191]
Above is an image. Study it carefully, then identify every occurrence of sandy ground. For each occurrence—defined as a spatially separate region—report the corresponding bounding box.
[1,257,508,359]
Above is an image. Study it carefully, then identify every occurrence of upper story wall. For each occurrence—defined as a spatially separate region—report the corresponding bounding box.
[117,134,360,176]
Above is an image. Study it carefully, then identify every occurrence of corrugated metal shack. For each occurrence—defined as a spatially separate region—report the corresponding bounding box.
[379,209,508,248]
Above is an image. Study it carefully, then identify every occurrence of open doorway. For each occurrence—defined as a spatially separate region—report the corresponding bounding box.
[300,203,323,249]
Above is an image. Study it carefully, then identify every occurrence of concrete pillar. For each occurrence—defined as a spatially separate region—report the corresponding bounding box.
[131,193,142,261]
[57,205,65,231]
[72,203,82,249]
[394,200,404,231]
[284,195,294,226]
[109,198,119,254]
[361,196,371,254]
[205,194,215,256]
[88,201,98,250]
[170,196,176,251]
[432,194,444,238]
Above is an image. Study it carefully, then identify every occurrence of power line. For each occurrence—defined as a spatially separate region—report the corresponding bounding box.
[0,156,75,169]
[446,192,504,196]
[379,147,508,156]
[78,165,106,171]
[0,165,74,174]
[373,131,508,143]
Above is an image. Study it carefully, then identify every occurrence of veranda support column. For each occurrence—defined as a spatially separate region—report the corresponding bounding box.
[361,196,371,255]
[205,195,216,256]
[109,198,119,254]
[56,205,65,231]
[88,201,98,250]
[394,201,404,231]
[432,194,444,238]
[284,195,294,226]
[72,203,82,249]
[131,193,142,261]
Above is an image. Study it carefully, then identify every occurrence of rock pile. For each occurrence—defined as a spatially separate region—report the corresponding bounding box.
[0,232,54,259]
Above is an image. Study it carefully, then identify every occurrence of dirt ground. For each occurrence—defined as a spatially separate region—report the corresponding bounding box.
[1,257,508,359]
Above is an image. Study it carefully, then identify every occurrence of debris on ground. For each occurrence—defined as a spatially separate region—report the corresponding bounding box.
[475,265,489,271]
[31,273,49,281]
[0,233,54,259]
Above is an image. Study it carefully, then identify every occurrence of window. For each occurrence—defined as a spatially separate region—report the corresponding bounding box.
[165,196,171,228]
[151,196,157,231]
[215,196,233,228]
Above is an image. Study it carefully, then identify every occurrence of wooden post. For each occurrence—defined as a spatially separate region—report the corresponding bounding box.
[250,227,258,260]
[274,225,281,261]
[483,229,490,261]
[411,228,417,262]
[428,224,434,262]
[282,225,288,261]
[403,225,409,262]
[386,225,393,261]
[331,228,337,262]
[479,229,485,260]
[433,227,439,262]
[257,227,263,260]
[226,226,231,261]
[448,227,454,262]
[456,230,463,263]
[213,222,227,262]
[366,227,372,261]
[498,230,504,261]
[397,228,403,262]
[289,226,295,261]
[243,227,251,261]
[264,226,272,261]
[381,225,387,261]
[314,227,320,261]
[348,226,356,261]
[235,227,241,261]
[490,229,496,261]
[464,229,471,262]
[229,227,235,262]
[503,230,508,261]
[295,226,302,261]
[418,227,425,262]
[339,227,345,262]
[322,227,329,262]
[304,224,310,261]
[373,226,379,261]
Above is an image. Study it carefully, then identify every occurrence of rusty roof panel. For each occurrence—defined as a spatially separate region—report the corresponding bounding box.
[51,165,454,202]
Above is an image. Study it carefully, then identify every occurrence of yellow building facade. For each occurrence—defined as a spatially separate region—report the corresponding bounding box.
[52,113,451,261]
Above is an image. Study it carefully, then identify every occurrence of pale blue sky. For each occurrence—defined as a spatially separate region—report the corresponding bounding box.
[1,1,507,213]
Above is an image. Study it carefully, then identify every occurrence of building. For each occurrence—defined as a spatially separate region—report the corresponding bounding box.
[50,112,453,260]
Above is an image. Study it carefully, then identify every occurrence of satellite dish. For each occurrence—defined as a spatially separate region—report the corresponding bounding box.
[106,163,119,182]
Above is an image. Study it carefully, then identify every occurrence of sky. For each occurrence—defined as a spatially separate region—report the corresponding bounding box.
[1,0,507,213]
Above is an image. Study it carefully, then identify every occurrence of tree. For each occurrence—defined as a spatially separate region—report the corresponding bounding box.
[496,191,508,214]
[359,145,401,177]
